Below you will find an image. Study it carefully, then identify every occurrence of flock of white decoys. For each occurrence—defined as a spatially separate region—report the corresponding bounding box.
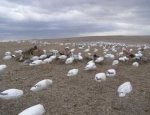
[0,39,150,115]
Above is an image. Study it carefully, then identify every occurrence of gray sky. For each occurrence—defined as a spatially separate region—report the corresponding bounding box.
[0,0,150,40]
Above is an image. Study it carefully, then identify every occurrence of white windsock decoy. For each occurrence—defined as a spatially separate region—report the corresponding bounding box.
[0,89,23,100]
[85,62,97,70]
[18,104,45,115]
[132,62,139,67]
[95,57,104,63]
[112,60,119,66]
[0,64,7,72]
[29,60,42,66]
[30,79,53,92]
[67,69,79,76]
[95,73,106,82]
[106,69,116,77]
[5,51,11,56]
[58,55,67,60]
[42,58,52,64]
[117,81,132,97]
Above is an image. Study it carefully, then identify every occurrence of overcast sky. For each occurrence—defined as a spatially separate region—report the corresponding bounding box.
[0,0,150,40]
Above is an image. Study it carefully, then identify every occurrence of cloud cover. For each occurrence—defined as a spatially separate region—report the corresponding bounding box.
[0,0,150,40]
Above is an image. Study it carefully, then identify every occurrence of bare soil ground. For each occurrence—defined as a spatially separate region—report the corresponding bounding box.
[0,36,150,115]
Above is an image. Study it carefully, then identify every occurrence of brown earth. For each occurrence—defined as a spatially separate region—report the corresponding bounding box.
[0,36,150,115]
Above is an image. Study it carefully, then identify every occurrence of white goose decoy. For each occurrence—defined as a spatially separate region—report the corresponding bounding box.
[119,57,125,61]
[86,60,94,65]
[78,52,83,61]
[95,73,106,82]
[106,69,116,77]
[129,49,133,52]
[43,50,47,54]
[65,55,74,64]
[18,104,45,115]
[117,81,132,97]
[23,60,33,66]
[30,56,40,61]
[50,52,56,60]
[94,48,98,53]
[70,49,75,53]
[3,55,13,60]
[58,55,67,60]
[29,60,42,66]
[132,62,139,67]
[84,46,90,52]
[0,89,23,100]
[85,62,97,70]
[67,69,79,76]
[30,79,53,92]
[5,51,11,56]
[42,58,52,64]
[95,57,104,63]
[112,60,119,66]
[39,54,47,60]
[0,64,7,72]
[14,50,22,55]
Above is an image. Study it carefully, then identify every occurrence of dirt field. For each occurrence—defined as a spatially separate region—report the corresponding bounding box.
[0,36,150,115]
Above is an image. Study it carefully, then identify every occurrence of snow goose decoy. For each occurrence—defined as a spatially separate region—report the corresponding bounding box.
[0,89,23,100]
[3,55,15,60]
[23,60,33,66]
[39,54,47,60]
[112,60,119,66]
[95,73,106,82]
[132,62,139,67]
[14,50,23,55]
[95,57,104,63]
[106,69,116,77]
[29,60,42,66]
[94,48,98,53]
[84,46,90,52]
[42,58,52,64]
[65,55,74,64]
[30,56,40,61]
[70,49,75,53]
[67,69,79,76]
[0,64,7,72]
[85,62,97,70]
[30,79,53,92]
[18,104,45,115]
[58,55,67,60]
[118,81,132,97]
[78,52,83,61]
[5,51,11,56]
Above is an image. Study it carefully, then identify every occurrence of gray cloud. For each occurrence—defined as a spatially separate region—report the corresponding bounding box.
[0,0,150,40]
